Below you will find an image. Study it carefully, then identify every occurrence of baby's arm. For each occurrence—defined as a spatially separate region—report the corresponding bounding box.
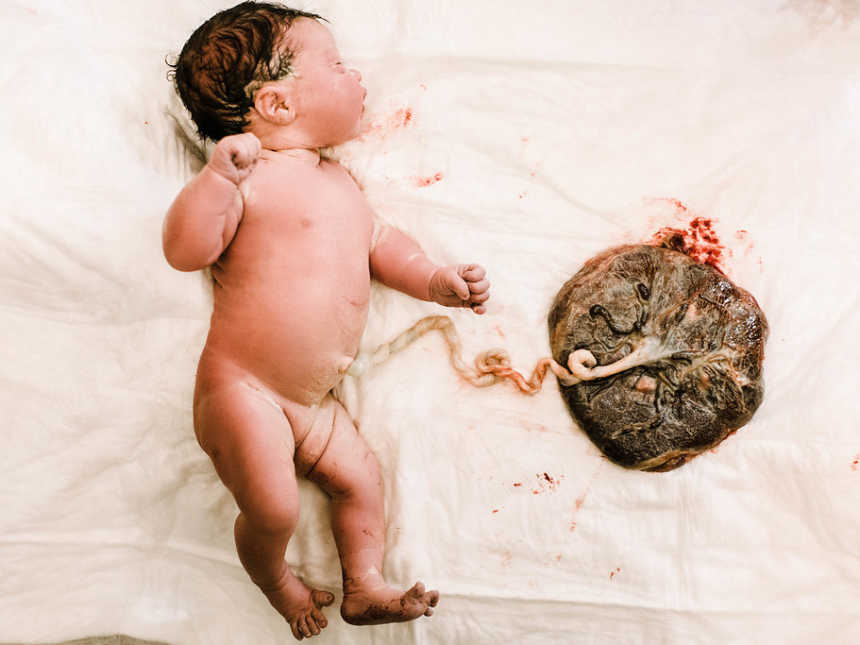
[162,133,261,271]
[369,218,490,314]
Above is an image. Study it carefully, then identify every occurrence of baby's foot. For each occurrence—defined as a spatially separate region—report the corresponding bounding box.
[341,580,440,625]
[260,574,334,640]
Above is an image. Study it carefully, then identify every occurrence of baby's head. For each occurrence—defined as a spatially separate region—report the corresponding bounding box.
[169,2,365,146]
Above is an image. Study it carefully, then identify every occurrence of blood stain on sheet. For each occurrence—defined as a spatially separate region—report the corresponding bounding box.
[569,461,604,532]
[361,106,415,138]
[851,454,859,471]
[609,567,621,580]
[414,172,443,187]
[513,482,523,487]
[492,508,500,514]
[524,422,550,433]
[531,472,564,494]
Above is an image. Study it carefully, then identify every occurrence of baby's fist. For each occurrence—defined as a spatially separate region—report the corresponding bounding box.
[429,264,490,315]
[208,132,262,185]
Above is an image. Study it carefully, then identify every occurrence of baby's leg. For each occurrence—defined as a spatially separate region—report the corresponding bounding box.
[305,397,439,625]
[194,382,334,640]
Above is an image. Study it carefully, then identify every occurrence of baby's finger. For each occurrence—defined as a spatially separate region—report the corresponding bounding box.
[470,303,487,315]
[459,264,486,282]
[468,278,490,294]
[448,274,471,300]
[470,290,490,304]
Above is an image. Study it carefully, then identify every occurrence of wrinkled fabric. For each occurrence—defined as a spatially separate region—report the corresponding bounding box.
[1,1,858,643]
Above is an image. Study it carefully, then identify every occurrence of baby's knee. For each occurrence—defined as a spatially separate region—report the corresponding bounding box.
[239,490,299,535]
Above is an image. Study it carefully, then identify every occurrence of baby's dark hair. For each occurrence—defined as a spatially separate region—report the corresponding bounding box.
[167,2,324,141]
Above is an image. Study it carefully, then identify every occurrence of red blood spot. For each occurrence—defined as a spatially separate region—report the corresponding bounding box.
[414,172,443,187]
[531,472,564,494]
[609,567,621,580]
[360,106,415,138]
[144,121,150,125]
[649,211,726,272]
[570,462,604,531]
[735,229,748,240]
[648,197,689,215]
[851,455,859,471]
[513,482,522,487]
[492,509,499,514]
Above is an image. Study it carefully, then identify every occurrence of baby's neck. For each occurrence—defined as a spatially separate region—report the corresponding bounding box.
[262,146,322,166]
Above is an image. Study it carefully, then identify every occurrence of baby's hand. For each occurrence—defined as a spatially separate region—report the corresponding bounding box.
[429,264,490,315]
[207,132,262,185]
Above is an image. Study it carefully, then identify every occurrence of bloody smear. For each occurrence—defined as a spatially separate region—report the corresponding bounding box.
[415,172,443,187]
[609,567,621,580]
[360,106,414,138]
[852,455,859,471]
[531,472,563,494]
[650,214,726,272]
[570,461,604,532]
[399,107,414,126]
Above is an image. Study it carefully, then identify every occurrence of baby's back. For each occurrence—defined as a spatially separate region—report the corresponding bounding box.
[201,152,374,405]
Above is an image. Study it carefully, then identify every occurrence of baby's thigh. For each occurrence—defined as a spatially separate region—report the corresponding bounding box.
[194,382,299,530]
[305,397,382,498]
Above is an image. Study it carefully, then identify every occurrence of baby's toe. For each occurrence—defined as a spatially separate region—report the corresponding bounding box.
[312,590,335,607]
[311,607,328,629]
[289,620,303,641]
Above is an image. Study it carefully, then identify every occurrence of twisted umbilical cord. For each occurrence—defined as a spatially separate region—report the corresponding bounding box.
[348,315,576,393]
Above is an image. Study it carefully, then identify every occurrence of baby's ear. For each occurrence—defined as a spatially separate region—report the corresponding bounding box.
[253,82,297,126]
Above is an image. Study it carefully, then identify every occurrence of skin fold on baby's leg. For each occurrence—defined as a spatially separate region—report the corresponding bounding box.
[193,381,334,640]
[305,398,440,625]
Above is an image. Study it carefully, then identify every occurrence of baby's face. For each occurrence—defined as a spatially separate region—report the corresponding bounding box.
[282,18,366,146]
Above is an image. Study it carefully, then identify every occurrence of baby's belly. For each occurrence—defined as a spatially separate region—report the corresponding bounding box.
[203,277,370,406]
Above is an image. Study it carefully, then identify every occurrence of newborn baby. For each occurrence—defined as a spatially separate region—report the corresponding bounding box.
[162,2,490,640]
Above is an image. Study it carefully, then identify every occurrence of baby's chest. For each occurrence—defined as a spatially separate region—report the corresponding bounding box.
[240,162,374,251]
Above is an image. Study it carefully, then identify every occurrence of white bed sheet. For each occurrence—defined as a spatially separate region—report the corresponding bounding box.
[1,1,858,643]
